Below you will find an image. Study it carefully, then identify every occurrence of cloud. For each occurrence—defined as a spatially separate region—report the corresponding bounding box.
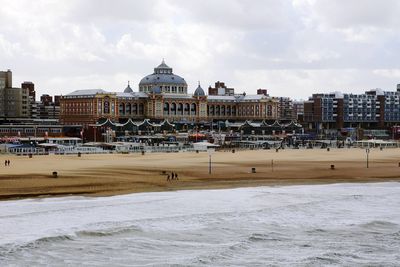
[373,69,400,79]
[0,34,23,58]
[1,0,399,100]
[311,0,400,30]
[233,68,399,99]
[176,0,297,30]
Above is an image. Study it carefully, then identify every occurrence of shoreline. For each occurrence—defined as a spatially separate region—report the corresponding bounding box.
[1,148,400,201]
[1,179,399,202]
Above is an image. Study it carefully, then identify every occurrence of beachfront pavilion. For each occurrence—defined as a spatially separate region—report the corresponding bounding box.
[59,60,281,141]
[84,118,304,143]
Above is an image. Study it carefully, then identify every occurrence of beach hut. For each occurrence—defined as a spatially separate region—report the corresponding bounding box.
[193,141,219,151]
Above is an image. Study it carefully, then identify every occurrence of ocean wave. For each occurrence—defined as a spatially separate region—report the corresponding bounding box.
[0,223,143,257]
[248,232,288,242]
[0,234,75,257]
[360,220,399,229]
[303,255,341,265]
[77,224,143,237]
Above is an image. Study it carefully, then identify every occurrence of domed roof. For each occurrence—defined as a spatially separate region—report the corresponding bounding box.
[194,82,205,96]
[139,73,187,86]
[124,81,133,93]
[139,59,187,86]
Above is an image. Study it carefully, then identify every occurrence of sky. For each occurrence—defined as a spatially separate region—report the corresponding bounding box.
[1,0,400,100]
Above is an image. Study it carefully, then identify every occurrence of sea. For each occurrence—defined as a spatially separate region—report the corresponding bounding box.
[1,182,400,266]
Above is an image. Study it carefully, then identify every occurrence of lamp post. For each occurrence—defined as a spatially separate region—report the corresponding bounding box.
[366,148,370,168]
[208,148,215,174]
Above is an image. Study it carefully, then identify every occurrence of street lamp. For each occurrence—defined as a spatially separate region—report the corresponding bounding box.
[366,148,370,168]
[208,148,215,174]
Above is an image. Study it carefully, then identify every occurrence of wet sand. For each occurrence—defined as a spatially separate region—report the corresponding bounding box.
[0,148,399,200]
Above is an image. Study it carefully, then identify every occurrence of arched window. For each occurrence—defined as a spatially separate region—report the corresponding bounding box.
[139,103,144,115]
[184,103,190,115]
[119,103,125,115]
[126,103,131,114]
[227,106,231,116]
[216,105,220,116]
[221,105,225,116]
[209,105,214,116]
[191,103,197,115]
[178,103,183,115]
[267,105,272,116]
[164,102,170,115]
[171,103,177,115]
[132,103,137,115]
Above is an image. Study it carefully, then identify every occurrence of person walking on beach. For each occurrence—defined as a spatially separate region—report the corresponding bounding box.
[4,160,7,167]
[7,160,10,166]
[166,174,170,181]
[175,173,178,180]
[171,172,175,180]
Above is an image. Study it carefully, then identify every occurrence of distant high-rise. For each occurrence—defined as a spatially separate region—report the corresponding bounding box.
[0,70,30,119]
[277,97,294,120]
[22,81,35,101]
[208,81,235,96]
[257,89,268,96]
[397,84,400,92]
[40,94,53,106]
[0,69,12,88]
[22,81,37,119]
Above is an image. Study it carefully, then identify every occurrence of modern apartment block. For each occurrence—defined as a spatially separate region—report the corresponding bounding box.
[37,94,61,120]
[277,97,294,120]
[292,100,304,121]
[304,88,400,131]
[21,81,37,119]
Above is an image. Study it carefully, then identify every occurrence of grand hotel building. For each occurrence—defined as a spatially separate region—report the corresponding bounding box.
[60,60,279,127]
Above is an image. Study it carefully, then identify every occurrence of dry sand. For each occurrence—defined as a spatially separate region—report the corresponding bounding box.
[0,148,399,200]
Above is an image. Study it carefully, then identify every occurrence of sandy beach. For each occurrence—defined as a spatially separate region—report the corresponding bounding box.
[0,148,399,200]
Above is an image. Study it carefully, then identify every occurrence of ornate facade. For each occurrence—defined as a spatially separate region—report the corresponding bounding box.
[60,61,279,127]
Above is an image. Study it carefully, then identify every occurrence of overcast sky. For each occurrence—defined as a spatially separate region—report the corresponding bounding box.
[1,0,400,100]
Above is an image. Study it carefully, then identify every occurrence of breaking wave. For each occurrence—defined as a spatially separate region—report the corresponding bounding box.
[1,182,400,266]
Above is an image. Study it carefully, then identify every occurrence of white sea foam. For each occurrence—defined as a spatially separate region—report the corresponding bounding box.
[1,182,400,266]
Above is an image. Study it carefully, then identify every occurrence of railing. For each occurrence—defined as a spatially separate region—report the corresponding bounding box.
[8,147,46,155]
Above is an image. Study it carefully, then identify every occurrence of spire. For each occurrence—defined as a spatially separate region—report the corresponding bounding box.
[198,81,200,86]
[124,80,133,93]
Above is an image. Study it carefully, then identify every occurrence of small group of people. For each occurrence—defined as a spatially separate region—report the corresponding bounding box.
[4,159,11,167]
[166,172,179,181]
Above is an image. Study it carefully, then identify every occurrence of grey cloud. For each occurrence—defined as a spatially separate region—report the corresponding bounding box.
[66,0,161,23]
[175,0,298,30]
[312,0,400,29]
[1,0,400,100]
